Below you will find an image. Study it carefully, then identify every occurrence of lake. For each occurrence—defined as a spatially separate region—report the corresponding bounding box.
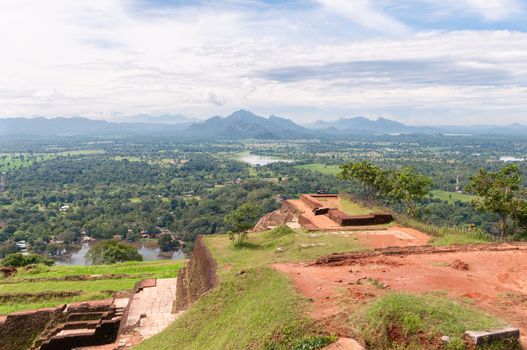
[239,153,293,166]
[55,242,185,266]
[500,156,525,162]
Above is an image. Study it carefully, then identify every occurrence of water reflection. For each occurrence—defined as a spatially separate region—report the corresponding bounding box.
[240,154,292,166]
[55,242,184,266]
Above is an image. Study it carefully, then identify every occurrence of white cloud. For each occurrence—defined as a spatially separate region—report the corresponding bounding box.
[0,1,526,124]
[316,0,410,34]
[459,0,523,21]
[418,0,524,22]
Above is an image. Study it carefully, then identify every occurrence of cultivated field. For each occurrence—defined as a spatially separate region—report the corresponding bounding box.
[0,260,183,314]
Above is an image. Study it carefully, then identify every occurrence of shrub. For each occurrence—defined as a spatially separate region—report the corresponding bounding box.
[263,225,295,240]
[1,253,54,267]
[357,293,503,350]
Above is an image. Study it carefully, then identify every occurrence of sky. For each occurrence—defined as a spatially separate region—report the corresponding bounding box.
[0,0,527,125]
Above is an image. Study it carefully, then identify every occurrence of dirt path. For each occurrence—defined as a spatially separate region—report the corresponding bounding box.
[328,226,430,249]
[274,244,527,338]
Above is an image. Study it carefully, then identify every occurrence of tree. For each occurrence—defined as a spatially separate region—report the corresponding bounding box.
[0,240,17,258]
[224,203,261,246]
[158,234,179,251]
[512,195,527,234]
[86,240,143,264]
[388,167,433,216]
[339,161,388,206]
[468,164,521,239]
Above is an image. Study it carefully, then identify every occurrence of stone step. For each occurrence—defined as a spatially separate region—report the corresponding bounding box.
[465,327,520,346]
[55,328,97,337]
[67,311,107,321]
[62,320,101,330]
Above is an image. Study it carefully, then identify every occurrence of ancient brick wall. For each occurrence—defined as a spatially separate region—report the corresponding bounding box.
[0,306,64,350]
[300,195,324,211]
[327,209,393,226]
[298,214,317,228]
[174,236,218,312]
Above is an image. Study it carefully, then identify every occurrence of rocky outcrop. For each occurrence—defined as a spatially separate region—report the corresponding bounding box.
[174,236,218,312]
[253,200,300,231]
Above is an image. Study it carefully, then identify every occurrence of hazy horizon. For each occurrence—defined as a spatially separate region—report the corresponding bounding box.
[1,110,526,128]
[1,1,527,125]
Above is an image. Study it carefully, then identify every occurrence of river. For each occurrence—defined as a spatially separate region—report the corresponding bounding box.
[54,242,185,266]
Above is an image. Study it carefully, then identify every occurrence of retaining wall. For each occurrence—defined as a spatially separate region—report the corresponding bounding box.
[0,307,64,350]
[174,236,218,312]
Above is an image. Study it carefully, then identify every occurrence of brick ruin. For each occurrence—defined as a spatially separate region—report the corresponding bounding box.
[174,236,218,312]
[0,298,125,350]
[0,277,169,350]
[299,194,392,228]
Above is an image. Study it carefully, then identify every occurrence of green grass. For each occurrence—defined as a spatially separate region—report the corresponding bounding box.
[136,268,310,350]
[206,228,365,275]
[432,233,492,246]
[357,293,507,350]
[390,211,493,246]
[339,198,377,216]
[137,227,506,349]
[0,154,53,172]
[0,150,104,172]
[0,260,183,314]
[295,163,341,176]
[137,227,363,350]
[430,190,476,205]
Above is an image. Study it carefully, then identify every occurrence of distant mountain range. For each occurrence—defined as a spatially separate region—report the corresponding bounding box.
[306,116,409,134]
[1,111,527,138]
[0,117,190,137]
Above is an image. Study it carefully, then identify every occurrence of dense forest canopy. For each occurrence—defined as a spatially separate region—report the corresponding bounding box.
[1,132,526,259]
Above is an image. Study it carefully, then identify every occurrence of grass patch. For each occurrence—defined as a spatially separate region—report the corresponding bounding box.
[357,293,505,350]
[432,233,492,246]
[430,190,476,205]
[137,228,357,349]
[136,268,314,350]
[339,198,377,216]
[206,228,365,275]
[391,211,493,246]
[295,163,340,176]
[0,260,183,314]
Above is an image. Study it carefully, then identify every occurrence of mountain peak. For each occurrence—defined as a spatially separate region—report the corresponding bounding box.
[226,110,261,120]
[185,110,309,139]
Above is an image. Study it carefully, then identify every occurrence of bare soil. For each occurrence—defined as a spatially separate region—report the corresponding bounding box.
[274,243,527,338]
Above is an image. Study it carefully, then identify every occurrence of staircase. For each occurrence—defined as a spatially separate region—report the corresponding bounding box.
[32,299,127,350]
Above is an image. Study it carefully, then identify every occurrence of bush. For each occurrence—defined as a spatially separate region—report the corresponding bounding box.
[86,240,143,264]
[357,293,503,350]
[1,253,54,267]
[292,335,336,350]
[262,225,295,240]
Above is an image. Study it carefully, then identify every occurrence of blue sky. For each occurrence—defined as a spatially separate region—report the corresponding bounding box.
[0,0,526,125]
